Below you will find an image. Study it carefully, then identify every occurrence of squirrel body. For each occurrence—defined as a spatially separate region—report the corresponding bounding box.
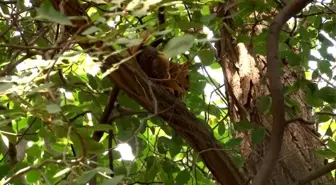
[136,45,170,80]
[135,45,190,98]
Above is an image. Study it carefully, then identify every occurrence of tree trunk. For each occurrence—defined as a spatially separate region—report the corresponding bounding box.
[215,2,331,185]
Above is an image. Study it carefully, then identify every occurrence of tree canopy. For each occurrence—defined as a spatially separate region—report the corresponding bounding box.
[0,0,335,185]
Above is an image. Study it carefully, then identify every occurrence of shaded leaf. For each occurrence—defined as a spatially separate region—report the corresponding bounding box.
[314,149,336,159]
[317,87,336,104]
[175,170,190,184]
[224,138,243,148]
[234,120,254,131]
[145,156,159,181]
[46,104,61,114]
[99,175,124,185]
[252,127,265,144]
[76,170,97,185]
[82,26,101,35]
[163,34,195,58]
[198,50,215,65]
[218,122,226,135]
[35,1,72,25]
[258,96,271,113]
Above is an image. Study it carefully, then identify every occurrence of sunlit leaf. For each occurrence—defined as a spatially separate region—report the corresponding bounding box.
[26,170,40,183]
[53,167,71,178]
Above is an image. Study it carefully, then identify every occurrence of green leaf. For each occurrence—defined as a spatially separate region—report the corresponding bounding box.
[35,1,72,25]
[87,74,98,89]
[0,3,9,15]
[26,170,40,183]
[252,127,265,144]
[76,170,97,185]
[0,83,15,95]
[234,120,254,131]
[163,34,195,58]
[53,167,71,178]
[46,104,61,114]
[95,167,113,175]
[316,87,336,104]
[314,16,322,28]
[99,175,124,185]
[82,26,101,35]
[280,50,301,66]
[157,136,169,154]
[314,149,336,159]
[326,127,333,137]
[86,140,105,154]
[218,122,226,135]
[26,145,42,160]
[145,156,159,181]
[201,5,210,15]
[175,170,190,184]
[305,93,323,107]
[209,63,221,69]
[317,60,332,78]
[198,50,215,65]
[224,138,243,148]
[0,165,10,178]
[327,139,336,153]
[258,96,271,113]
[177,20,203,30]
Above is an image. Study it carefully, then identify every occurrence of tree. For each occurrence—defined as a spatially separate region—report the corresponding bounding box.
[0,0,335,185]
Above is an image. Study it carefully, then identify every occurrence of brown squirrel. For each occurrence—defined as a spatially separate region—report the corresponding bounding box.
[136,45,170,80]
[132,6,190,98]
[135,44,190,98]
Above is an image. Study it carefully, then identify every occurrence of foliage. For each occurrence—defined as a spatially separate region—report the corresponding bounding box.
[0,0,335,185]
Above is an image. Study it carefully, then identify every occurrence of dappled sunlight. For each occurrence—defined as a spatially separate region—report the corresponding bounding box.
[114,143,135,161]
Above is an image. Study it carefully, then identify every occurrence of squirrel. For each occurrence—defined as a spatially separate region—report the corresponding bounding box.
[131,6,190,98]
[134,43,190,98]
[136,45,170,80]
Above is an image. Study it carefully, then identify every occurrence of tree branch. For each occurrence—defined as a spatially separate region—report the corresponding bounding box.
[252,0,313,185]
[49,1,245,184]
[291,161,336,185]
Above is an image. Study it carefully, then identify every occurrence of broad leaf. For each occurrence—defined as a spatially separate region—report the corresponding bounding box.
[163,34,195,58]
[35,1,72,25]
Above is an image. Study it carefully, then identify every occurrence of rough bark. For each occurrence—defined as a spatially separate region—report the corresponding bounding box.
[49,1,244,185]
[216,1,332,185]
